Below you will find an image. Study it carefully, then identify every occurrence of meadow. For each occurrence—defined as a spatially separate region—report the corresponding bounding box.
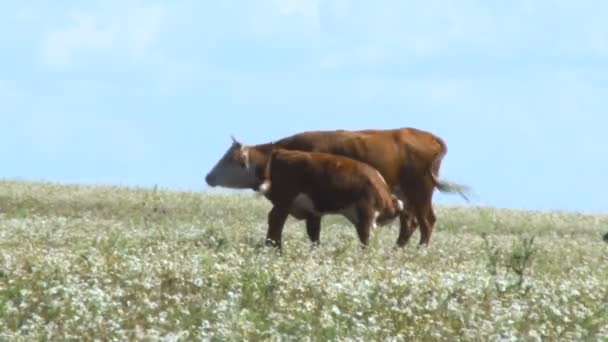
[0,180,606,341]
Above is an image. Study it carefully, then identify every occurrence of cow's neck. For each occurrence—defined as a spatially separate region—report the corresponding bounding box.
[245,142,275,190]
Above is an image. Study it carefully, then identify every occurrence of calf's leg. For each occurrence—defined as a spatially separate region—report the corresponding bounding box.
[354,204,376,247]
[266,206,290,249]
[305,215,322,247]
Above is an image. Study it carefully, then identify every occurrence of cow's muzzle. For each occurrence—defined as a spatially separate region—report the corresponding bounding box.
[205,173,216,186]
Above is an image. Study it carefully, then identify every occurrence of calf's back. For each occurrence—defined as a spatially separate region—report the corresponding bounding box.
[262,149,399,217]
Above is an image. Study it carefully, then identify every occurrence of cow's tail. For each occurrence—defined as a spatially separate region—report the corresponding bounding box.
[406,136,471,202]
[429,170,472,202]
[420,135,472,202]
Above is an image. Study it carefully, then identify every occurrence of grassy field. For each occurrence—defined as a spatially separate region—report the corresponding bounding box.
[0,180,607,341]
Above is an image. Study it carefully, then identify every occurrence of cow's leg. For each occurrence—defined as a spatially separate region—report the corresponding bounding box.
[414,202,433,247]
[413,185,436,247]
[305,215,321,246]
[426,206,437,229]
[265,206,289,249]
[398,175,436,247]
[418,148,444,246]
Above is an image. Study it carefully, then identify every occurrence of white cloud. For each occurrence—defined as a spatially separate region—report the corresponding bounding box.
[0,80,17,99]
[243,0,321,39]
[25,113,149,162]
[124,4,164,58]
[41,3,164,68]
[43,12,114,67]
[347,77,474,107]
[274,0,319,18]
[313,1,608,71]
[320,46,388,70]
[15,5,39,24]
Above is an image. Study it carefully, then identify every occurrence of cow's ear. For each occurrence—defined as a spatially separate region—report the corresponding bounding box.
[230,135,241,147]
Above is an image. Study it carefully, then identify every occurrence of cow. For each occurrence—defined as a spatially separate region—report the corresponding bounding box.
[256,148,405,249]
[205,127,471,248]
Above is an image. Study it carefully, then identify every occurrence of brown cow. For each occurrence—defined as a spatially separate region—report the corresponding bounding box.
[256,148,404,248]
[205,127,470,248]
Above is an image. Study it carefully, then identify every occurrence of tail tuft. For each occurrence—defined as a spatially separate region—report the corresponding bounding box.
[429,170,472,202]
[435,180,472,202]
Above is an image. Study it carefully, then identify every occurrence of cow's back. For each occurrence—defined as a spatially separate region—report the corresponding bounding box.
[272,128,444,188]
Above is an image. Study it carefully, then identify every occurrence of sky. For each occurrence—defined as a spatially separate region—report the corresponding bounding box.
[1,0,607,213]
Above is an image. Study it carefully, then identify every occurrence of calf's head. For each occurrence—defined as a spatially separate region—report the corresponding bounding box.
[376,195,405,227]
[205,136,258,189]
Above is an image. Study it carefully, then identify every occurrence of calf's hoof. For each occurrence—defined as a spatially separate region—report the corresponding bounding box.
[264,238,281,249]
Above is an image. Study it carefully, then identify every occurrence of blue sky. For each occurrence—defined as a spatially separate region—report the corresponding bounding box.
[1,1,607,213]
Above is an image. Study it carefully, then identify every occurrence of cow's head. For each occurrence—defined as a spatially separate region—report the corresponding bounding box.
[205,136,257,189]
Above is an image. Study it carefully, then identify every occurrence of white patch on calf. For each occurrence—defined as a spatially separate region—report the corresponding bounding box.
[372,210,380,229]
[258,180,271,193]
[396,198,404,212]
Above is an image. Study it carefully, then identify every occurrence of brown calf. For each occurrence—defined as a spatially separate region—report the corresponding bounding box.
[257,148,404,248]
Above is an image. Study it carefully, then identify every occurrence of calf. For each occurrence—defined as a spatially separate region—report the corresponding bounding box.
[257,148,404,249]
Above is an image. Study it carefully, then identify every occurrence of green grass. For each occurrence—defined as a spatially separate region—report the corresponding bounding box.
[1,179,607,340]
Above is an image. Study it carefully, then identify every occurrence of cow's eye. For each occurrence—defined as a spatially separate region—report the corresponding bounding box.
[238,152,249,170]
[235,155,248,169]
